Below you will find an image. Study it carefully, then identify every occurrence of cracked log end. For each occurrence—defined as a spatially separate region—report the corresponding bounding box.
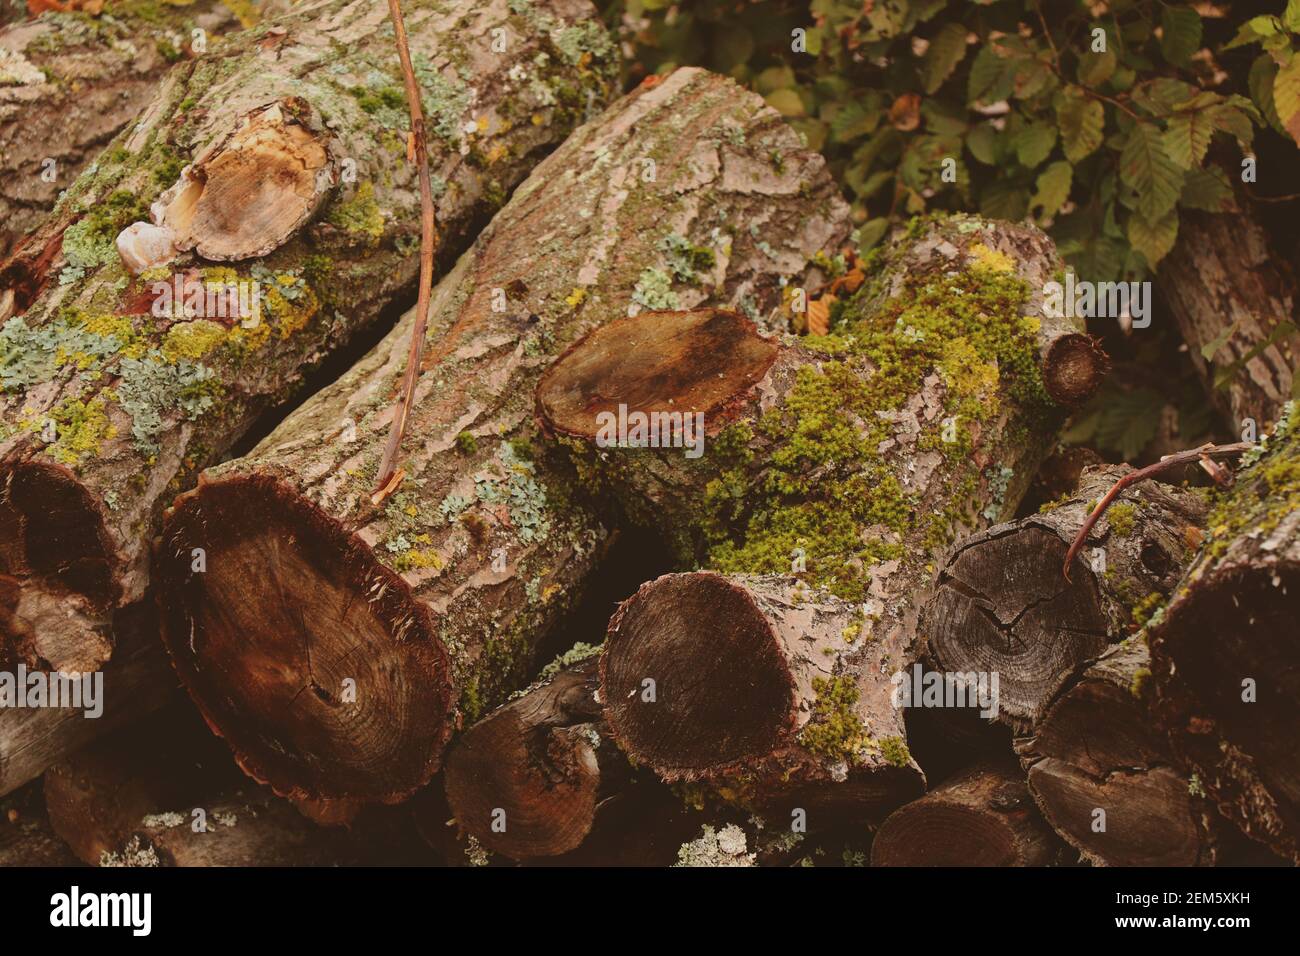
[871,763,1060,866]
[0,459,118,671]
[536,308,780,440]
[1150,562,1300,859]
[156,475,454,804]
[601,572,798,778]
[925,525,1110,726]
[444,663,602,859]
[1020,644,1214,866]
[154,100,333,262]
[1042,333,1109,406]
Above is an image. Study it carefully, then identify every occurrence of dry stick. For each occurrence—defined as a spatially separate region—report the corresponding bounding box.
[1062,442,1252,580]
[373,0,439,500]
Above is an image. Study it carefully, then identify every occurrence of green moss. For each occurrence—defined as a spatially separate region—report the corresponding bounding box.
[1203,401,1299,561]
[1107,501,1137,537]
[61,190,150,270]
[1129,666,1151,699]
[800,676,870,762]
[326,181,385,242]
[47,395,117,467]
[878,735,911,768]
[456,430,478,454]
[1130,590,1164,629]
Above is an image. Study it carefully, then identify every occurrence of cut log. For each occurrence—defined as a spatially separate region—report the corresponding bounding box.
[0,0,618,676]
[1147,406,1300,862]
[0,599,175,797]
[1157,200,1298,433]
[1016,639,1220,866]
[601,571,924,821]
[43,702,430,866]
[870,763,1061,866]
[155,67,852,806]
[536,217,1102,813]
[440,654,709,863]
[0,779,81,866]
[0,1,282,256]
[922,465,1207,727]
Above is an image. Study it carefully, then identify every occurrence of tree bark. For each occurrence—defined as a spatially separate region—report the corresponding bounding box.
[1015,639,1220,866]
[0,1,285,256]
[869,762,1061,866]
[0,780,81,866]
[1157,201,1298,433]
[601,571,925,822]
[922,465,1208,727]
[0,0,618,675]
[1147,407,1300,862]
[155,67,851,807]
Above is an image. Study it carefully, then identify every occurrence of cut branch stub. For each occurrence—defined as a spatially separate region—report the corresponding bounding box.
[537,308,780,442]
[158,475,453,804]
[870,763,1061,866]
[1041,332,1110,406]
[1147,407,1300,862]
[922,465,1208,728]
[156,67,852,805]
[1016,640,1220,867]
[601,572,924,821]
[152,99,334,262]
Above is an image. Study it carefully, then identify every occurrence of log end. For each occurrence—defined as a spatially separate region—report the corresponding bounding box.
[156,474,454,805]
[0,457,119,671]
[1042,332,1109,406]
[600,572,798,779]
[536,308,779,442]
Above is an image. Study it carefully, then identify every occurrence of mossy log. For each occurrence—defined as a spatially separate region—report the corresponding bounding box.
[156,67,851,807]
[601,571,925,822]
[535,217,1102,813]
[0,1,285,256]
[1147,406,1300,862]
[1157,200,1298,433]
[0,0,619,675]
[439,654,708,864]
[922,465,1207,728]
[869,762,1061,866]
[0,599,175,798]
[1015,639,1220,867]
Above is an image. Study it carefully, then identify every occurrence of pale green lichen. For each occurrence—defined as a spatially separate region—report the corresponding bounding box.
[631,268,679,311]
[674,824,755,867]
[537,641,602,681]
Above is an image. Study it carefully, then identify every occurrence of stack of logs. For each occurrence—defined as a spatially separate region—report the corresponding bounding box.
[1,0,1296,867]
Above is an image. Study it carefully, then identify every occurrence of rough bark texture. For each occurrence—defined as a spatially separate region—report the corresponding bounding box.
[1016,639,1219,866]
[1147,406,1300,862]
[156,67,851,806]
[0,779,82,866]
[923,465,1208,728]
[602,571,925,821]
[1157,202,1298,433]
[0,1,280,257]
[0,0,619,674]
[870,762,1061,866]
[0,599,175,797]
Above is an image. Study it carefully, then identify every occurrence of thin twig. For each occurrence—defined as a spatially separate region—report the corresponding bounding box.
[1062,442,1253,580]
[372,0,439,503]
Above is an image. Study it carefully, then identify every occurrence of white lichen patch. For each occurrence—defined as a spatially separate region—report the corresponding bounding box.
[674,824,756,867]
[0,46,45,87]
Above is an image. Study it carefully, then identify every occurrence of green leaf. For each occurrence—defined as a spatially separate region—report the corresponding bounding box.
[1159,6,1202,66]
[1077,47,1117,87]
[856,218,890,250]
[1224,15,1280,51]
[1015,121,1057,167]
[967,44,1011,105]
[1057,91,1105,162]
[1094,386,1164,461]
[979,178,1029,220]
[1120,122,1183,221]
[1272,53,1300,146]
[923,22,968,94]
[966,124,999,165]
[1032,161,1072,219]
[1179,166,1235,213]
[1200,320,1240,362]
[1126,208,1178,269]
[1249,54,1287,137]
[765,88,805,117]
[1163,109,1215,169]
[1287,0,1300,33]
